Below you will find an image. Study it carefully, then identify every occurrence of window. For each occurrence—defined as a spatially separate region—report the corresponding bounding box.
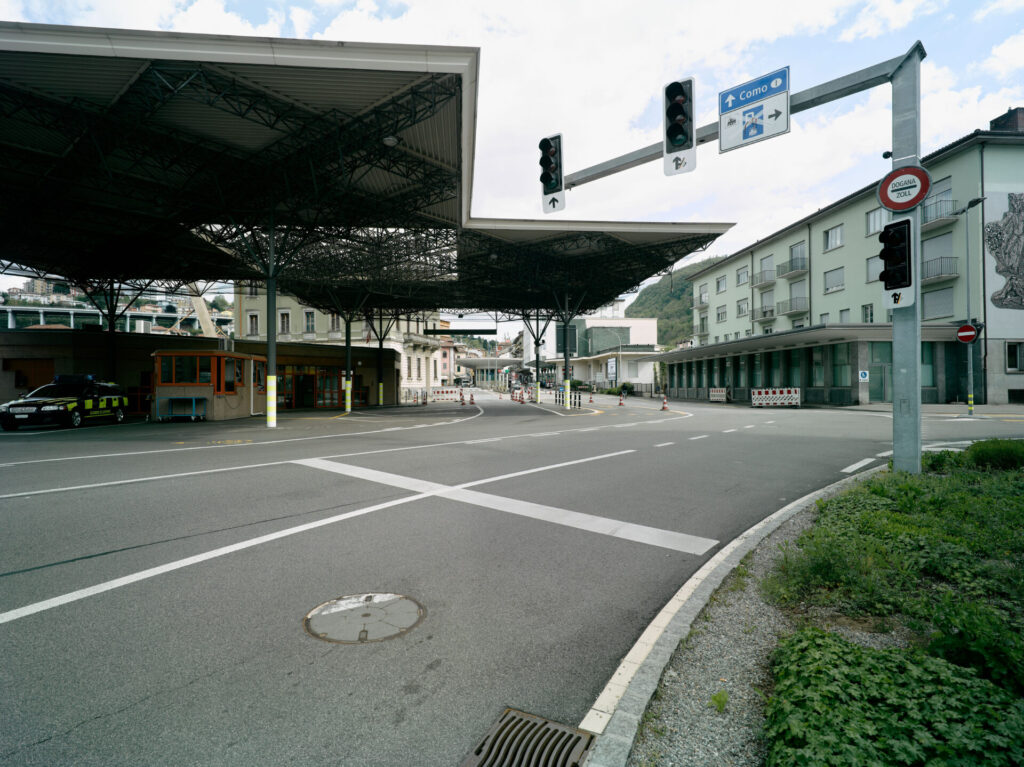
[736,266,749,286]
[824,267,845,293]
[866,207,890,235]
[160,355,211,385]
[304,310,315,334]
[819,313,830,324]
[1007,342,1023,372]
[698,283,709,304]
[922,287,954,320]
[866,256,883,282]
[716,275,727,293]
[221,357,241,394]
[763,327,773,335]
[723,333,730,341]
[761,289,774,309]
[247,285,258,297]
[279,312,290,335]
[811,347,825,387]
[699,313,708,333]
[433,359,437,378]
[716,305,727,322]
[329,313,340,332]
[247,313,259,336]
[839,308,851,323]
[824,225,843,251]
[790,241,806,260]
[862,304,874,323]
[406,357,412,377]
[416,358,421,379]
[921,342,935,387]
[736,298,749,317]
[832,343,851,386]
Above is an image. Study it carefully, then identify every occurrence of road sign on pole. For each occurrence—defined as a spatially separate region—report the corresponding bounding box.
[719,67,790,153]
[957,324,978,343]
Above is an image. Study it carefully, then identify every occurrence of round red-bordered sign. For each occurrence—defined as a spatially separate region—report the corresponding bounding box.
[878,166,931,212]
[957,324,978,343]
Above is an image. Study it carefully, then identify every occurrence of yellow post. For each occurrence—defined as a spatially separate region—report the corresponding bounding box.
[266,375,277,428]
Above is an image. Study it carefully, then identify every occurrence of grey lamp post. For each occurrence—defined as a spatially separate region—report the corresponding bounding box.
[952,196,985,415]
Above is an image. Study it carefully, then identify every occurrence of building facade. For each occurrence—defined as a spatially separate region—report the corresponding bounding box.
[653,109,1024,406]
[234,287,442,400]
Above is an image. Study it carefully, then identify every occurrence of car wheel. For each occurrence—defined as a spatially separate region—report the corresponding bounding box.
[69,409,83,428]
[114,407,125,424]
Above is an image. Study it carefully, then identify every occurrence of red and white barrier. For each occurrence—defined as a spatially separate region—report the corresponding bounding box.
[709,387,727,402]
[430,387,463,402]
[751,387,801,407]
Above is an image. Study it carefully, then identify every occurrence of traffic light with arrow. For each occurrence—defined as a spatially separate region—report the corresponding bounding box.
[663,78,696,176]
[539,134,565,213]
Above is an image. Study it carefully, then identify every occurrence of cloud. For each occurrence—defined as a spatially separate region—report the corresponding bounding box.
[289,5,315,38]
[166,0,284,37]
[979,28,1024,76]
[973,0,1024,20]
[839,0,945,41]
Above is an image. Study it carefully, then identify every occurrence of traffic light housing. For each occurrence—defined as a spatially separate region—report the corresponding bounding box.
[663,78,696,175]
[878,218,912,291]
[538,134,563,196]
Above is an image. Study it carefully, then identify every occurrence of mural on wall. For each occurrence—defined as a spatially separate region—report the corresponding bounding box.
[984,192,1024,310]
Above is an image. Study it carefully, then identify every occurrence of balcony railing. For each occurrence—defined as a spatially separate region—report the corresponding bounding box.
[920,256,959,284]
[776,296,809,316]
[776,256,809,278]
[752,306,775,322]
[752,269,776,288]
[921,198,959,231]
[695,294,710,308]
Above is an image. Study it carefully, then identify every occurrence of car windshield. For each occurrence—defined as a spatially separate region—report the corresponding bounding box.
[27,383,83,399]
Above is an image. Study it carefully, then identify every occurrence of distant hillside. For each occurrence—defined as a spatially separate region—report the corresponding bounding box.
[625,258,725,346]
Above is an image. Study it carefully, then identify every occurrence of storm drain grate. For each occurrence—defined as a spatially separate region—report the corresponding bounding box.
[460,708,594,767]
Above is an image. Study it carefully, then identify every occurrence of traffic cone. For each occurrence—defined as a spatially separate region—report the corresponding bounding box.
[661,395,669,411]
[618,392,624,406]
[470,393,475,405]
[460,392,465,406]
[589,393,594,404]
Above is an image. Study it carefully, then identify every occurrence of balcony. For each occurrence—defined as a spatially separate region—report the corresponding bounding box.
[776,296,809,316]
[920,256,959,285]
[695,294,710,309]
[752,305,776,322]
[921,198,959,232]
[752,269,776,288]
[776,256,808,278]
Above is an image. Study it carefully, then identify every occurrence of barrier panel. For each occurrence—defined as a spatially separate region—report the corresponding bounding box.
[751,387,801,407]
[429,387,462,402]
[709,387,727,402]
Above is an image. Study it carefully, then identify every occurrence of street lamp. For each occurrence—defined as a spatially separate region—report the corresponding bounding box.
[952,196,985,415]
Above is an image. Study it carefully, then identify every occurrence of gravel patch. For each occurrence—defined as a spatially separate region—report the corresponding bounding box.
[624,487,913,767]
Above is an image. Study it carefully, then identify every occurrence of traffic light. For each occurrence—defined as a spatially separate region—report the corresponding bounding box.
[538,134,563,195]
[663,78,696,175]
[878,219,912,291]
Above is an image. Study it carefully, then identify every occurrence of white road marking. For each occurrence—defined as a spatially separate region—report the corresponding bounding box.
[875,450,893,457]
[294,455,715,555]
[744,424,755,429]
[2,449,715,625]
[723,429,737,433]
[654,442,674,447]
[689,435,708,441]
[841,458,875,473]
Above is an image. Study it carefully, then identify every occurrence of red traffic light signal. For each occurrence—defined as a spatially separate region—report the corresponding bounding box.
[878,218,912,291]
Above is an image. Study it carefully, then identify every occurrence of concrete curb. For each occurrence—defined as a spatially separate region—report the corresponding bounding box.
[581,466,887,767]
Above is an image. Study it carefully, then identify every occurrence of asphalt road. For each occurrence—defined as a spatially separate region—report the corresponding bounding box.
[1,393,1020,766]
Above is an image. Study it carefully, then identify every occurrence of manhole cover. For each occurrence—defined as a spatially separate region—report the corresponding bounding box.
[304,592,425,644]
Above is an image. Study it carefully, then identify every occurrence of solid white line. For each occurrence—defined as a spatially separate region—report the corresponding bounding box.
[0,450,639,624]
[841,457,875,473]
[688,435,708,441]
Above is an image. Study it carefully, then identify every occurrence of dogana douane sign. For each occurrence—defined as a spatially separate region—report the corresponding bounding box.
[878,166,931,212]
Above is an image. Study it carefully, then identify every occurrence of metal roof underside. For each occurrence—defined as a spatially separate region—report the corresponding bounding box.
[0,22,731,314]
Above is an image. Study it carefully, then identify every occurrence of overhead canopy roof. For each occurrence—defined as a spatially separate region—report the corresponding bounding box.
[0,22,731,313]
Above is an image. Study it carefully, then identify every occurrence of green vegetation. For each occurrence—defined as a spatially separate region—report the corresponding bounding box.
[761,439,1024,764]
[625,257,725,346]
[709,689,729,714]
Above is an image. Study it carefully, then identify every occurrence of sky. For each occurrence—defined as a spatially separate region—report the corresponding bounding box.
[2,0,1024,333]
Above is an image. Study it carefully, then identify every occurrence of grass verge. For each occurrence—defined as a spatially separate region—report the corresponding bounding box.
[760,439,1024,765]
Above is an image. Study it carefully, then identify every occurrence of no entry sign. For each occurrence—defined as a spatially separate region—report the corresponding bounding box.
[957,324,978,343]
[878,166,931,212]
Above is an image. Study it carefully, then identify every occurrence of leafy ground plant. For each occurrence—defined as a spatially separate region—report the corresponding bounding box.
[764,627,1024,767]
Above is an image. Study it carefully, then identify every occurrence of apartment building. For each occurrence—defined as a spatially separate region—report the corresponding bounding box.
[653,108,1024,406]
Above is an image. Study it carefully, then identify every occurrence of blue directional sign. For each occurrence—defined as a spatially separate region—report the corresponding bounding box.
[719,66,790,153]
[719,67,789,114]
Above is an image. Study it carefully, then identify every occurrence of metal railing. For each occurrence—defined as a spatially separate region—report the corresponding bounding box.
[752,269,776,287]
[776,256,809,277]
[776,297,809,315]
[921,197,958,224]
[753,305,775,321]
[921,256,959,282]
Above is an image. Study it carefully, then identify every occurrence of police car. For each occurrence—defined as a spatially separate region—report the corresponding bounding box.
[0,375,128,431]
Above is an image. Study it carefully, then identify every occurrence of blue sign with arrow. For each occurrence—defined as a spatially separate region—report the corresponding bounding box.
[719,67,789,115]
